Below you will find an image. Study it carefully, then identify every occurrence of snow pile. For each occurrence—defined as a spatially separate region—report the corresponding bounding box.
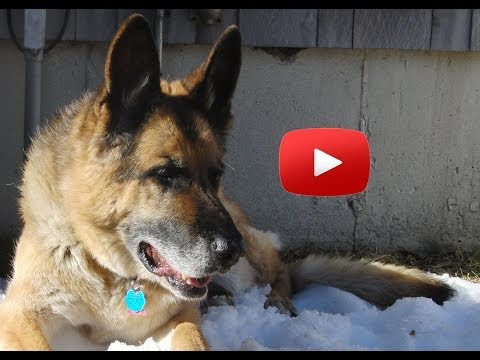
[2,274,480,350]
[200,275,480,350]
[111,274,480,351]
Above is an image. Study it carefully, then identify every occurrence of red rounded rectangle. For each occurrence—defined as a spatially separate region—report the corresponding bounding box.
[279,128,370,196]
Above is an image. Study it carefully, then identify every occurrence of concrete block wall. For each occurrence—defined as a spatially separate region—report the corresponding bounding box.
[1,40,480,274]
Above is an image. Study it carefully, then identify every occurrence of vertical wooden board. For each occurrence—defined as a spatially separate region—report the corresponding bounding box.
[471,10,480,50]
[0,9,24,41]
[195,9,238,45]
[46,9,75,41]
[163,9,196,44]
[354,9,432,50]
[239,9,317,47]
[0,9,8,39]
[75,9,117,42]
[0,9,75,42]
[317,9,353,48]
[431,9,472,51]
[117,9,155,30]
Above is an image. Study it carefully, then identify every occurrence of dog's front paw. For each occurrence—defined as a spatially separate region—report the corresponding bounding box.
[171,323,209,351]
[264,296,298,317]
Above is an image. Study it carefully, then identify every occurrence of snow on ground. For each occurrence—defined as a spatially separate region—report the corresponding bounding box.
[200,275,480,351]
[1,274,480,350]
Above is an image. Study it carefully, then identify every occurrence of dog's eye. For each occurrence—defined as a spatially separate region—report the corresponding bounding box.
[149,166,191,189]
[208,168,223,188]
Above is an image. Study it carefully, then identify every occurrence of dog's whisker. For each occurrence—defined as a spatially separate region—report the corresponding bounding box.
[224,162,236,173]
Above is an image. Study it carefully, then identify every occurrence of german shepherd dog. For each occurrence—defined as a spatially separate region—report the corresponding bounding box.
[0,14,454,350]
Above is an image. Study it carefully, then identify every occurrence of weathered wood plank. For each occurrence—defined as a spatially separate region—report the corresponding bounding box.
[196,9,238,45]
[46,9,75,41]
[0,9,9,39]
[117,9,155,31]
[2,8,476,52]
[0,9,24,41]
[75,9,117,42]
[0,9,75,42]
[317,9,353,48]
[163,9,196,44]
[354,9,432,50]
[470,10,480,50]
[239,9,317,47]
[0,9,8,39]
[431,9,471,51]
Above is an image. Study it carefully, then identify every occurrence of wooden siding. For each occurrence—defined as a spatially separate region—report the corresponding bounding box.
[0,9,478,51]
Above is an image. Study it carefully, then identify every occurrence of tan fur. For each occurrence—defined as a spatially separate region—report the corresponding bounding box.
[0,14,453,351]
[289,255,453,308]
[219,190,295,313]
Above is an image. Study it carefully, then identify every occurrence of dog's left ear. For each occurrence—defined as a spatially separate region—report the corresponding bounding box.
[104,14,161,134]
[187,26,241,136]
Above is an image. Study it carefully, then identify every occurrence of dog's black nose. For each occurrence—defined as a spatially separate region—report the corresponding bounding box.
[211,235,245,269]
[211,236,229,253]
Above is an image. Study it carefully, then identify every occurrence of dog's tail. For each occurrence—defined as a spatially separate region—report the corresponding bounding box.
[288,255,455,308]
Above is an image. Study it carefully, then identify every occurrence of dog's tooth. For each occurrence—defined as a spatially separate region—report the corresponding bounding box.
[186,278,192,285]
[182,274,188,281]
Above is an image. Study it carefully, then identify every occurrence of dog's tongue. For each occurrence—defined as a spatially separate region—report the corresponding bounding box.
[147,244,210,288]
[187,276,210,288]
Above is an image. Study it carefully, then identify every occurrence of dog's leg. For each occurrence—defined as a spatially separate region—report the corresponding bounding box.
[0,300,51,351]
[154,305,208,351]
[200,282,234,315]
[241,227,297,316]
[289,255,455,308]
[264,263,298,317]
[219,192,298,317]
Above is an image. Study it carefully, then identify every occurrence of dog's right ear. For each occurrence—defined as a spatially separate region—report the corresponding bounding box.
[103,14,161,134]
[183,26,241,138]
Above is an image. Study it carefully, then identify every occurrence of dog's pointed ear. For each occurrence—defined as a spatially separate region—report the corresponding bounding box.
[104,14,160,134]
[187,26,241,136]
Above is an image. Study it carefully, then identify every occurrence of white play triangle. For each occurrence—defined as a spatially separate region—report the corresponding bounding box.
[314,148,342,177]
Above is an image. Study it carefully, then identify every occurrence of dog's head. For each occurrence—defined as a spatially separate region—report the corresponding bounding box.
[67,14,245,300]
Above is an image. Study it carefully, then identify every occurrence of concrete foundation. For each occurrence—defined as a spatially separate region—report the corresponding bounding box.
[2,40,480,274]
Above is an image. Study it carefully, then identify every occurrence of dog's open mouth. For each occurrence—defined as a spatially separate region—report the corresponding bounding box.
[138,242,210,298]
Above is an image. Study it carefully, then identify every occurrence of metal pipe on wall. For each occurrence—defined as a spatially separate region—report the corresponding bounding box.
[23,9,46,153]
[156,9,165,73]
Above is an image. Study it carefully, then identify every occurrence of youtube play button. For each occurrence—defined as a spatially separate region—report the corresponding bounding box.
[279,128,370,196]
[314,149,342,177]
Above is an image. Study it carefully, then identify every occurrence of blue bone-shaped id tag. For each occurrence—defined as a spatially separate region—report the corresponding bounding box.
[125,288,146,316]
